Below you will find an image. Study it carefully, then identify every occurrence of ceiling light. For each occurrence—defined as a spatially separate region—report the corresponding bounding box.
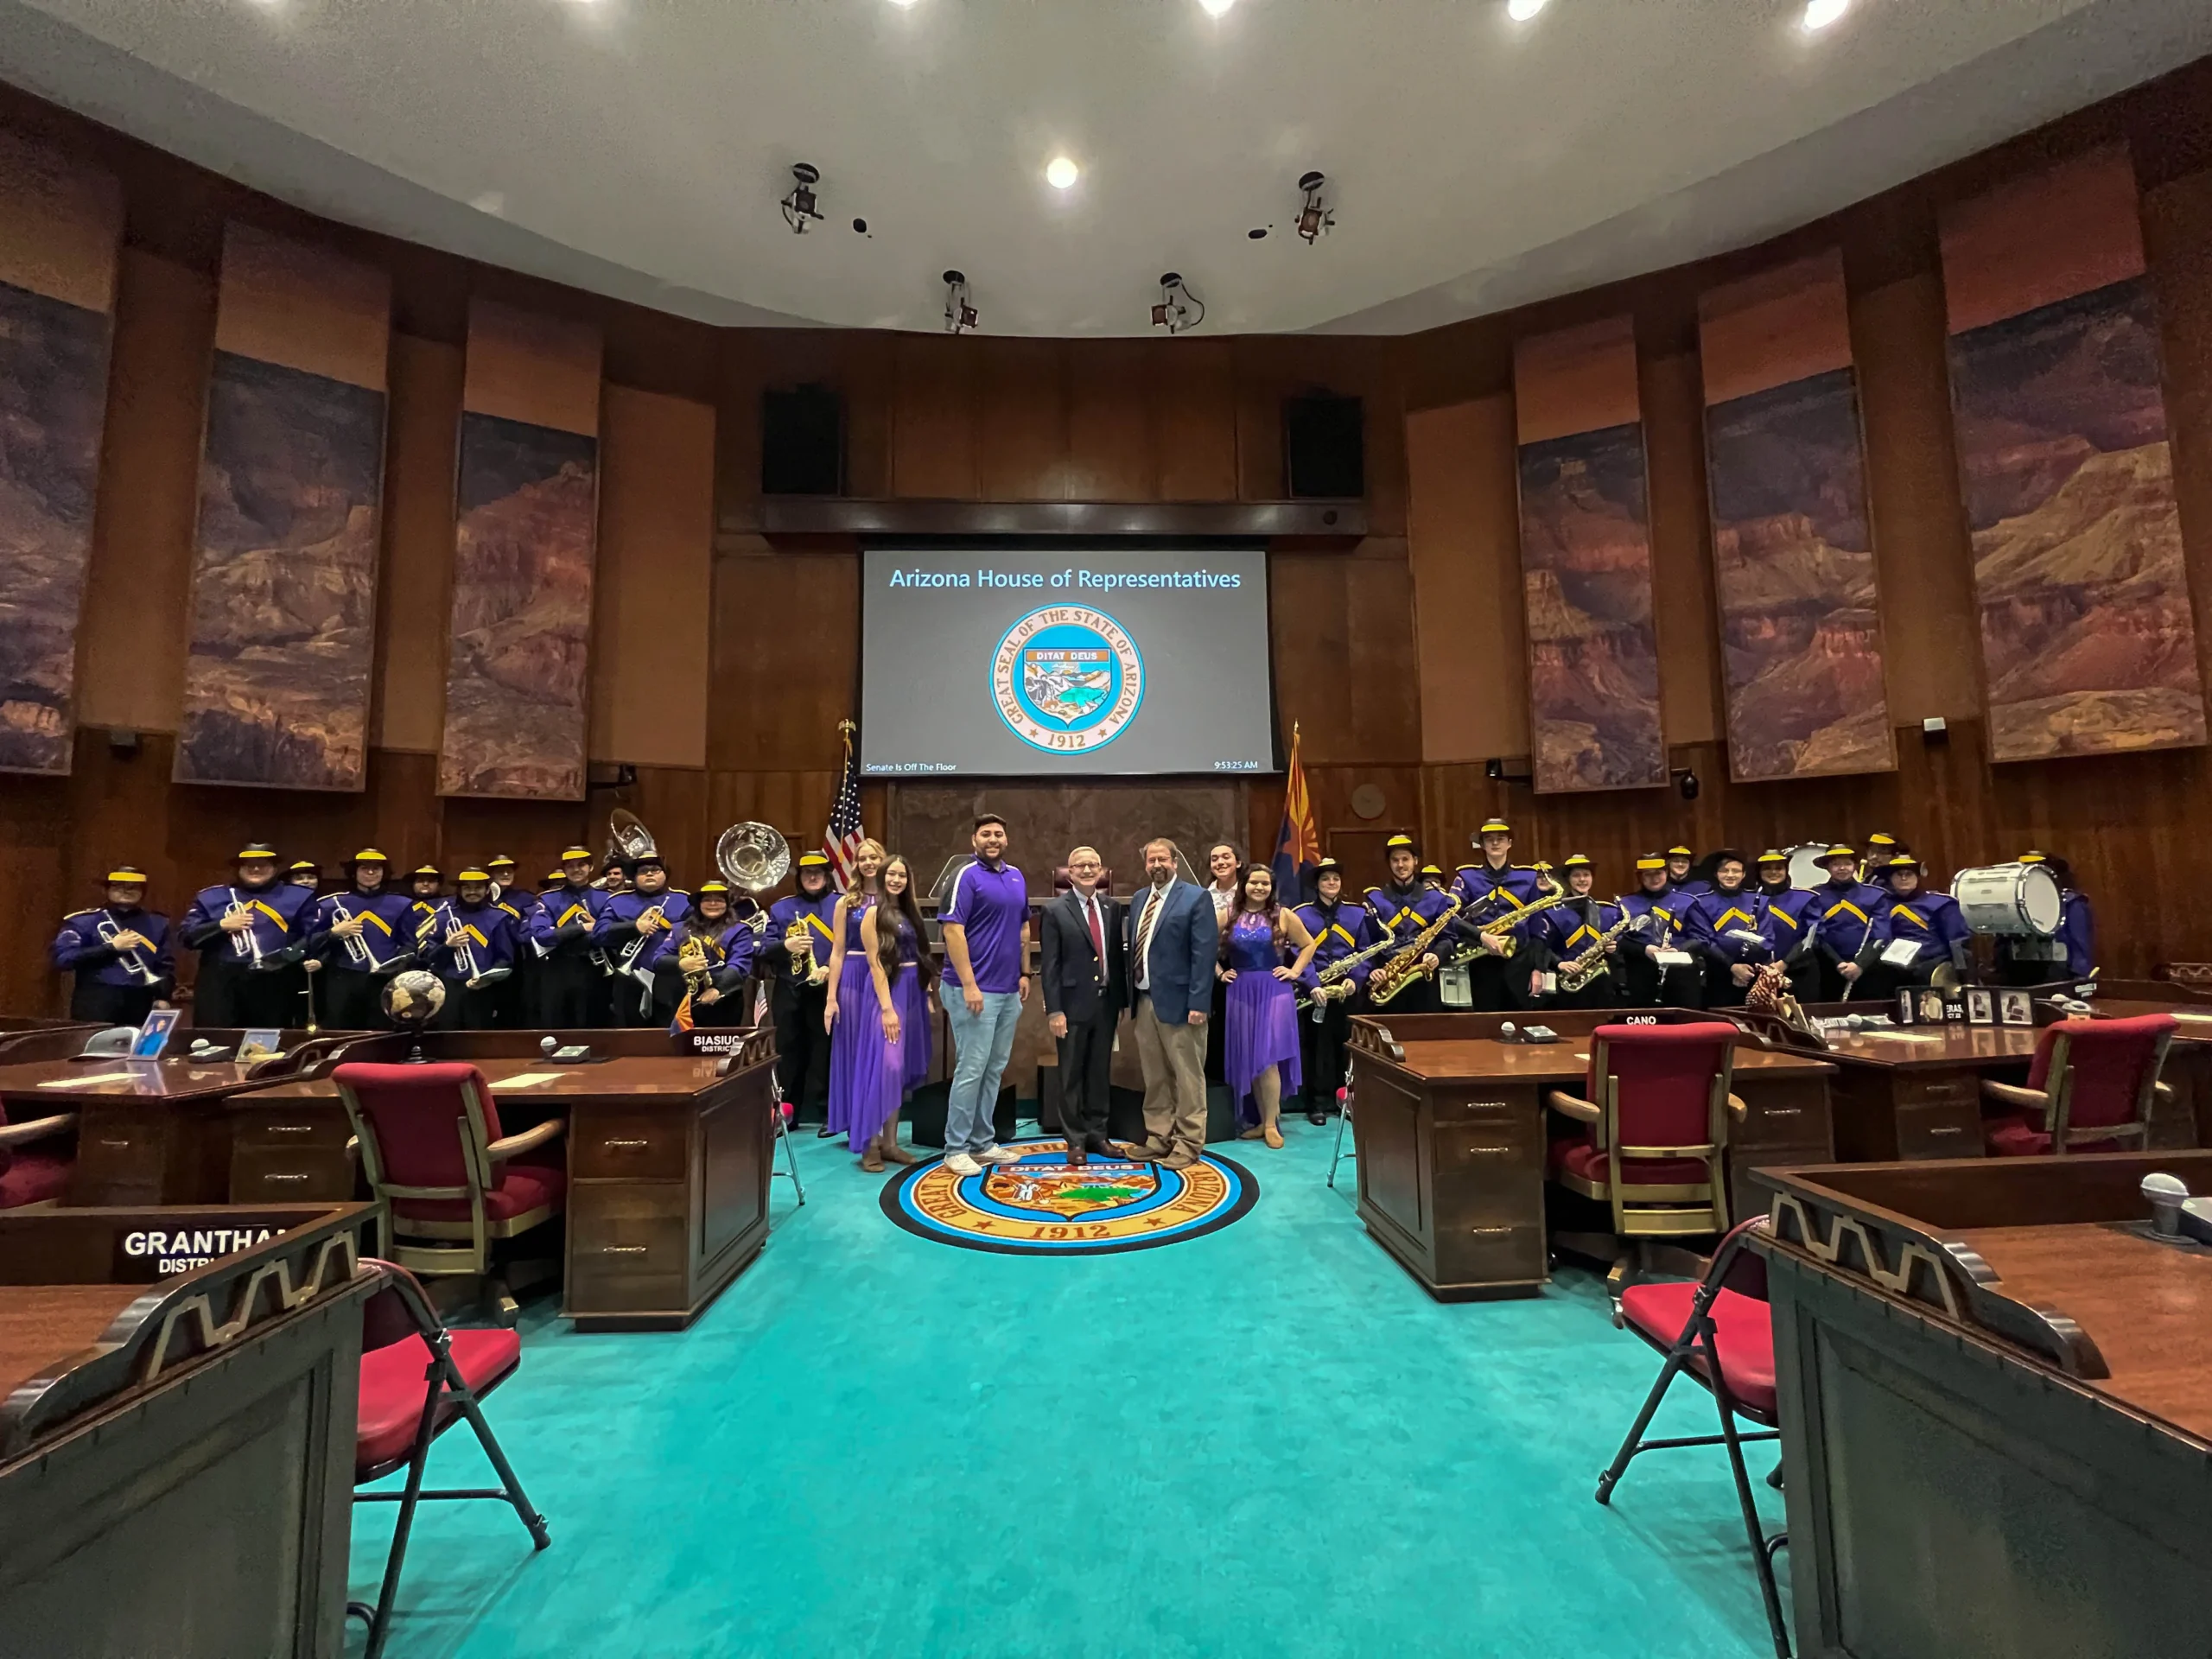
[1506,0,1548,20]
[944,270,978,334]
[780,163,823,234]
[1296,171,1333,244]
[1046,156,1079,190]
[887,0,922,7]
[1199,0,1236,16]
[1802,0,1849,29]
[1151,272,1205,335]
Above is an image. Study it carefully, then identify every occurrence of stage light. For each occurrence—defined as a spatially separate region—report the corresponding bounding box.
[1802,0,1849,29]
[1150,272,1205,335]
[1199,0,1236,16]
[944,270,978,334]
[1296,171,1333,244]
[1506,0,1548,20]
[780,163,823,235]
[1046,156,1080,190]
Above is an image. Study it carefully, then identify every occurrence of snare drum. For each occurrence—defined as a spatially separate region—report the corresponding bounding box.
[1950,862,2063,937]
[1784,842,1836,890]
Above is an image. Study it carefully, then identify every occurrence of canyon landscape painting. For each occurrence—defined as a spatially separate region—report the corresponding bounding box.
[0,277,111,774]
[1948,276,2202,760]
[437,410,599,798]
[176,352,385,788]
[1706,369,1891,779]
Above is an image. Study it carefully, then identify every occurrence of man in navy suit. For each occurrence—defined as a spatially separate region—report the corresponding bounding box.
[1125,836,1219,1169]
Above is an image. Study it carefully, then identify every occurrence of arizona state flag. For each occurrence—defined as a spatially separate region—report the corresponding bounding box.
[1272,721,1323,900]
[668,990,695,1036]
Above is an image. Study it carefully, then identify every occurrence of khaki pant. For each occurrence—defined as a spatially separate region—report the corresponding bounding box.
[1133,995,1209,1156]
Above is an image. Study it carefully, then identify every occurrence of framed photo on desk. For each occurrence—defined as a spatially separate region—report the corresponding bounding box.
[1999,988,2034,1027]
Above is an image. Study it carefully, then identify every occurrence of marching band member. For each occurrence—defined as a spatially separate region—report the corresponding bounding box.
[486,855,535,1031]
[287,859,323,893]
[423,868,517,1029]
[1535,855,1624,1010]
[1998,852,2097,983]
[1366,834,1453,1014]
[530,847,612,1028]
[305,849,415,1030]
[1617,855,1699,1007]
[50,867,174,1026]
[647,880,759,1029]
[1294,857,1376,1124]
[1681,852,1770,1008]
[406,864,445,935]
[1859,832,1900,880]
[594,855,690,1027]
[1754,849,1821,1002]
[1451,818,1547,1012]
[1664,846,1710,899]
[1864,855,1972,995]
[1812,845,1885,1000]
[179,843,315,1028]
[766,852,841,1124]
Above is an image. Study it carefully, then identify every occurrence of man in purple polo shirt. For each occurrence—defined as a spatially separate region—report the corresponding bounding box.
[938,813,1032,1175]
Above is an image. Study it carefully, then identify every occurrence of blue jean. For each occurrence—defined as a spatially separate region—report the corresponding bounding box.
[942,988,1021,1154]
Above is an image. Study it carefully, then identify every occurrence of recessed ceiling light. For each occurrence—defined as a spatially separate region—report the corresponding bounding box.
[1506,0,1548,20]
[1198,0,1236,16]
[1802,0,1849,29]
[1046,156,1080,190]
[887,0,921,8]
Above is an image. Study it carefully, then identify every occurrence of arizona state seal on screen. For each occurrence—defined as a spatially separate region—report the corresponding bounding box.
[881,1139,1256,1255]
[990,605,1145,754]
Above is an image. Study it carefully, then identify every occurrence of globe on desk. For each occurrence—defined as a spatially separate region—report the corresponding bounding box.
[381,969,445,1034]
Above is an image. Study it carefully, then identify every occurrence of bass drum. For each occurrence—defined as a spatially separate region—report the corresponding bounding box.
[1784,842,1836,890]
[1951,862,2063,937]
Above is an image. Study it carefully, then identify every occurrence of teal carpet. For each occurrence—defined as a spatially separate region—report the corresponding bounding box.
[349,1122,1786,1658]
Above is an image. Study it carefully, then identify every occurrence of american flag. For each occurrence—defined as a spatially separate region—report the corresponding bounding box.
[823,720,865,890]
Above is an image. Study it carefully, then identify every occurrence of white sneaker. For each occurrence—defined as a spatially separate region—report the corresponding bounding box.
[944,1152,982,1176]
[975,1145,1021,1166]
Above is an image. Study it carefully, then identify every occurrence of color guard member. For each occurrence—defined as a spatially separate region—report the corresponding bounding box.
[594,855,690,1027]
[1366,834,1454,1014]
[1294,857,1376,1124]
[1451,818,1547,1012]
[1681,851,1770,1007]
[49,867,174,1026]
[1811,845,1885,1000]
[1864,855,1972,995]
[306,849,416,1030]
[530,847,612,1027]
[1617,855,1699,1007]
[1997,851,2097,984]
[1535,855,1624,1009]
[647,880,759,1027]
[1754,849,1821,1002]
[423,868,518,1029]
[767,852,842,1123]
[179,843,315,1028]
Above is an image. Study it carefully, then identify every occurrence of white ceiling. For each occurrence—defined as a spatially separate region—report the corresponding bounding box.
[3,0,2209,337]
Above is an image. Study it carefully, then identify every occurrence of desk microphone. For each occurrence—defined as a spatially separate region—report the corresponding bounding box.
[541,1036,559,1058]
[1499,1021,1517,1042]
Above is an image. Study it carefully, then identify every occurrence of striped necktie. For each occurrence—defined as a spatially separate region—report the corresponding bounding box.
[1135,888,1161,988]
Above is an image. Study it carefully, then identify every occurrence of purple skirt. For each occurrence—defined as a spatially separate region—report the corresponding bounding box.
[838,963,932,1154]
[1224,967,1301,1117]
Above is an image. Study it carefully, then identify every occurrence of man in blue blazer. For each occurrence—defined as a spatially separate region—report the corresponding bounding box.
[1124,836,1220,1168]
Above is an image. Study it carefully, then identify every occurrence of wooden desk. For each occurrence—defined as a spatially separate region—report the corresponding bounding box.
[0,1202,374,1657]
[1754,1154,2212,1659]
[1346,1015,1833,1301]
[0,1020,98,1064]
[243,1029,782,1332]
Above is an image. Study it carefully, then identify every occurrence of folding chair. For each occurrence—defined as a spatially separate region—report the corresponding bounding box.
[1328,1062,1357,1189]
[1596,1215,1790,1658]
[772,1095,807,1203]
[347,1258,550,1659]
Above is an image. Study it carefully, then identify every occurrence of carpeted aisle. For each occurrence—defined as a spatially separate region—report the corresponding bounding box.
[348,1121,1785,1658]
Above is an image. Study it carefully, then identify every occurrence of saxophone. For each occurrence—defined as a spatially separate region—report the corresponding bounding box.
[1557,913,1635,993]
[1445,889,1580,968]
[1294,931,1400,1016]
[1368,897,1465,1007]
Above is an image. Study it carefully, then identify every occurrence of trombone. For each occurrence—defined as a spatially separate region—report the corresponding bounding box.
[96,915,162,988]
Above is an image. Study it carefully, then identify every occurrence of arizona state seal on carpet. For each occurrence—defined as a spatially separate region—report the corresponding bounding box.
[880,1139,1257,1256]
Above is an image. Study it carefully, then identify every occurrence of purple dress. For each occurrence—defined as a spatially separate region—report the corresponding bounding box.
[844,911,933,1153]
[1224,911,1301,1120]
[827,895,876,1143]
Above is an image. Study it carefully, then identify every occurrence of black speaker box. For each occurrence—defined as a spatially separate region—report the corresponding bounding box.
[761,384,844,496]
[1283,393,1364,499]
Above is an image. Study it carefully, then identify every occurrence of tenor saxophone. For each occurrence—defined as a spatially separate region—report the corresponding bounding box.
[1368,897,1465,1007]
[1557,914,1635,993]
[1445,890,1580,968]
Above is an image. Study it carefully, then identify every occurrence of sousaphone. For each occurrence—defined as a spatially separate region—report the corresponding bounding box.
[607,809,658,863]
[716,822,792,932]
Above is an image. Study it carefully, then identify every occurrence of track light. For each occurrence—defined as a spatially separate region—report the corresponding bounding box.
[1150,271,1205,335]
[1296,172,1333,245]
[780,163,823,235]
[943,270,978,334]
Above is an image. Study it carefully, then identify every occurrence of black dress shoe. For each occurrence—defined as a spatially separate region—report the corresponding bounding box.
[1083,1135,1122,1156]
[815,1124,836,1138]
[1307,1110,1328,1126]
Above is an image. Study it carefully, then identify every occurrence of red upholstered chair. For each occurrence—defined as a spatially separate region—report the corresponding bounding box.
[1599,1216,1790,1659]
[334,1062,567,1319]
[1981,1014,2175,1156]
[1546,1022,1745,1293]
[0,1105,76,1208]
[346,1259,550,1659]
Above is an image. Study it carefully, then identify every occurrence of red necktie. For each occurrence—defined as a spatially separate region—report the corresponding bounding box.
[1086,897,1106,982]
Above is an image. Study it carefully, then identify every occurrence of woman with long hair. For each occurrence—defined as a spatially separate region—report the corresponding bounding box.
[1218,862,1319,1148]
[853,854,937,1171]
[823,838,885,1154]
